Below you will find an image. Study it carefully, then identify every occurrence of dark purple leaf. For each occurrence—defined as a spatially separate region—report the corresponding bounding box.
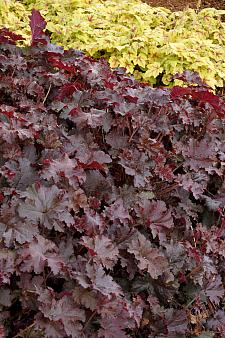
[135,200,174,244]
[202,275,224,305]
[165,308,188,336]
[19,235,65,274]
[29,9,47,46]
[18,184,74,231]
[128,232,169,279]
[173,70,207,87]
[81,234,119,269]
[86,263,122,297]
[207,310,225,331]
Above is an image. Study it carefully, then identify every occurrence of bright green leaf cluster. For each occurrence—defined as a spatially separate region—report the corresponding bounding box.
[1,0,225,88]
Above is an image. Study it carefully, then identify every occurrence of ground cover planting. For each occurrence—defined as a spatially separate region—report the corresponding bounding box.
[1,0,225,88]
[0,9,224,338]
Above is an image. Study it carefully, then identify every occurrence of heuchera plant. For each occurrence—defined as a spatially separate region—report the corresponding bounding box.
[1,0,225,88]
[0,10,224,338]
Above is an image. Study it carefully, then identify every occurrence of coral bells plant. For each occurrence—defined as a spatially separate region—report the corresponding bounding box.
[0,9,225,338]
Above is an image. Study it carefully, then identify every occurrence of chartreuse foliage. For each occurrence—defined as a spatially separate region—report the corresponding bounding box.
[1,0,225,88]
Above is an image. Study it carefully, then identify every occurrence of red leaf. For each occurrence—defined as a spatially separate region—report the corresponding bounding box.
[0,28,24,44]
[0,193,4,203]
[69,107,80,116]
[171,86,191,99]
[2,111,14,119]
[57,83,77,100]
[171,86,225,118]
[48,57,77,73]
[0,325,6,338]
[88,248,97,257]
[192,90,224,113]
[78,160,105,170]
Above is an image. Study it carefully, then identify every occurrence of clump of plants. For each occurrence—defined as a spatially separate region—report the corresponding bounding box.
[0,10,224,338]
[1,0,225,88]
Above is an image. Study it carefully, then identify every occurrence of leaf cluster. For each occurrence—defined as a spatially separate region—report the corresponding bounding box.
[0,10,225,338]
[1,0,225,88]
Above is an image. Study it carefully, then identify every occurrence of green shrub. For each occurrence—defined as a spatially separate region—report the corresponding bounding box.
[1,0,225,88]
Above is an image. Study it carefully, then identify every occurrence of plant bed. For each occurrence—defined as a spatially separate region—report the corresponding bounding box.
[0,10,225,338]
[1,0,225,89]
[143,0,225,12]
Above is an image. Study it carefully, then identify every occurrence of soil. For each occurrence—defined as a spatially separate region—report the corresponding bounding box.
[143,0,225,11]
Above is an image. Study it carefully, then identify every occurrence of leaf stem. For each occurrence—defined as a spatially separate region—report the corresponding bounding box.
[43,84,52,104]
[12,322,35,338]
[83,310,97,331]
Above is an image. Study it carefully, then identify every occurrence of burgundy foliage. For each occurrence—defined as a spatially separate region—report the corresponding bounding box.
[0,10,224,338]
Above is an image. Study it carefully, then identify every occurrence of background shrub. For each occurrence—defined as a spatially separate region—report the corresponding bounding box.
[0,10,224,338]
[1,0,225,88]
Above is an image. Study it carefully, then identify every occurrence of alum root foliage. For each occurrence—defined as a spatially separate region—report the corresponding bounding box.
[0,9,224,338]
